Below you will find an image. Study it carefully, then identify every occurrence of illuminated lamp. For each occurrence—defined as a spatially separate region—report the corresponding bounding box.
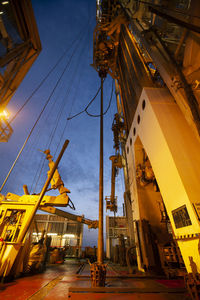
[62,234,75,238]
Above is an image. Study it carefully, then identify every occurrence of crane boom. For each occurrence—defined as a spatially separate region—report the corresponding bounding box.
[40,206,98,229]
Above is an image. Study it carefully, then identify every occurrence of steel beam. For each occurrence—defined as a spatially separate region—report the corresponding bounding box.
[149,6,200,35]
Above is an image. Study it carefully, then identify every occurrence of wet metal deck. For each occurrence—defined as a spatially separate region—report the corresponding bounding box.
[0,259,189,299]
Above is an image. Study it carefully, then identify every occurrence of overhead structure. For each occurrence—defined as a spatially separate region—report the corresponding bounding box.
[93,0,200,297]
[0,0,41,142]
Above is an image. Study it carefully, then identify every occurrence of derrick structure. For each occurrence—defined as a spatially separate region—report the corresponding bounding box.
[93,0,200,297]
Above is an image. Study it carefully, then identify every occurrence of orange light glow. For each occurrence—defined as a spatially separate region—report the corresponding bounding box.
[0,110,9,119]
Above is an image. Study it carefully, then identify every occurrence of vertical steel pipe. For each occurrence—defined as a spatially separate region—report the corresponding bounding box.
[97,77,104,264]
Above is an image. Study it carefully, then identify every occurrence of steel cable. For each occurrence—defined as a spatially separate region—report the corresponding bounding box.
[0,32,82,192]
[31,43,82,193]
[4,27,86,130]
[32,24,92,193]
[86,79,114,117]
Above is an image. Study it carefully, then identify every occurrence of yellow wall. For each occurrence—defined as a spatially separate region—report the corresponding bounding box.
[126,87,200,273]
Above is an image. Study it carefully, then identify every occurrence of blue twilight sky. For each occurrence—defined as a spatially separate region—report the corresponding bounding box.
[0,0,125,247]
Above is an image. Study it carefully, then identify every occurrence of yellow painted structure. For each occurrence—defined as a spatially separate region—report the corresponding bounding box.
[0,141,70,278]
[0,0,41,142]
[125,87,200,273]
[0,191,69,277]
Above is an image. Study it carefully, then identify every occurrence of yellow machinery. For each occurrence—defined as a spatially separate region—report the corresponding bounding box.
[105,154,123,213]
[41,206,98,230]
[0,140,70,279]
[0,140,98,280]
[25,229,49,273]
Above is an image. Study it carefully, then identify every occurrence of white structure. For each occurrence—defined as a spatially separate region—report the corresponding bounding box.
[33,214,83,257]
[106,215,129,259]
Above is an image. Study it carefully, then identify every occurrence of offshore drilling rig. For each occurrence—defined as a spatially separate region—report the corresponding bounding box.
[0,0,200,299]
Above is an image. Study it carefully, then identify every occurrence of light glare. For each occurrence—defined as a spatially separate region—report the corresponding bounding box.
[32,232,58,236]
[0,110,9,119]
[47,233,57,236]
[63,234,75,238]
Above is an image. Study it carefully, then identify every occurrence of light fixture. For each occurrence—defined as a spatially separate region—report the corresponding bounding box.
[2,1,9,5]
[47,233,57,236]
[0,11,3,15]
[63,234,75,238]
[32,232,58,236]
